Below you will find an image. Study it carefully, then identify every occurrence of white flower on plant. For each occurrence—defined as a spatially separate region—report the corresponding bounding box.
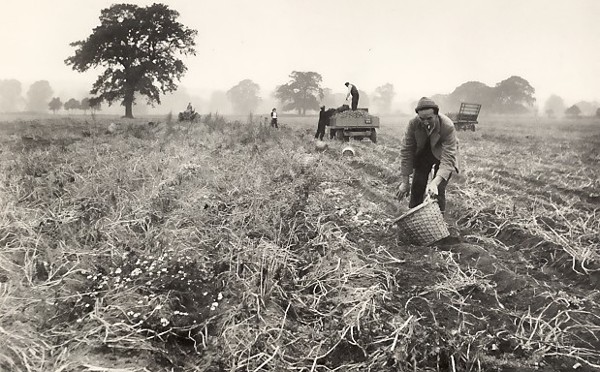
[217,292,223,301]
[210,302,219,311]
[131,268,142,277]
[160,318,169,326]
[115,268,122,274]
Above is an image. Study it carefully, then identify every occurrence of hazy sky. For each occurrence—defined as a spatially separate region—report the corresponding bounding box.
[1,0,598,106]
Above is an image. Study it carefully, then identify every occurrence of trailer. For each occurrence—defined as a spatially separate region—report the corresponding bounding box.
[448,103,482,131]
[328,108,380,143]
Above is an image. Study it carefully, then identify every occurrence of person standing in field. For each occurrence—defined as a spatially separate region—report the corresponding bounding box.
[315,106,328,140]
[396,97,459,213]
[270,108,278,128]
[345,82,359,110]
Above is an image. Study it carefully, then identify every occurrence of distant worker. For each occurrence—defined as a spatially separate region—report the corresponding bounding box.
[185,102,193,113]
[270,108,278,128]
[345,82,359,110]
[315,106,328,140]
[396,97,459,214]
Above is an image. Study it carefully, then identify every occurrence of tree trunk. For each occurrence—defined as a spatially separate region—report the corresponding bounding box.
[302,93,306,116]
[124,100,134,118]
[123,87,135,119]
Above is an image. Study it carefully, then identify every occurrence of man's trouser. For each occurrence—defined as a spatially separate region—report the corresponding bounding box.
[409,145,451,212]
[315,123,326,140]
[271,118,278,128]
[351,94,359,110]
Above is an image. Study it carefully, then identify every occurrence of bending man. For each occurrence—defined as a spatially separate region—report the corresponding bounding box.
[345,82,359,110]
[396,97,459,213]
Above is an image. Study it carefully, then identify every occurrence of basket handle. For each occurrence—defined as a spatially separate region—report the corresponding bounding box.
[389,195,437,226]
[423,194,437,204]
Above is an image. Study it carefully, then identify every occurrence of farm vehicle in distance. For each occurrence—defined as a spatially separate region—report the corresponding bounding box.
[328,106,380,143]
[447,102,482,131]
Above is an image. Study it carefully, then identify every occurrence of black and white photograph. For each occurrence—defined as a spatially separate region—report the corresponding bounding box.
[0,1,599,371]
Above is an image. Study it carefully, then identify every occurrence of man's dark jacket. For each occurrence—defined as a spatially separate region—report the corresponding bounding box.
[318,110,329,126]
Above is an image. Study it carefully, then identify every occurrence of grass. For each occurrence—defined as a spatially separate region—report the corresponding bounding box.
[0,112,599,371]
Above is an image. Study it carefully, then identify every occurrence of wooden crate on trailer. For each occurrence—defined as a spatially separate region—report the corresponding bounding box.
[449,103,482,131]
[328,108,380,143]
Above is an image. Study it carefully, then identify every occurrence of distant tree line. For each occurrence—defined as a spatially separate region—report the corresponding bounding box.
[3,73,598,119]
[47,96,101,114]
[220,74,394,117]
[543,94,600,118]
[0,79,100,114]
[430,76,535,115]
[227,74,542,117]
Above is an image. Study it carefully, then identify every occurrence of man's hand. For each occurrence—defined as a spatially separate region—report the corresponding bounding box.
[426,176,443,198]
[396,177,410,199]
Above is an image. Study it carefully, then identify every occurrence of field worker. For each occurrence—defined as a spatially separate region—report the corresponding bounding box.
[345,82,359,110]
[396,97,459,213]
[315,106,328,140]
[270,108,278,128]
[186,102,193,113]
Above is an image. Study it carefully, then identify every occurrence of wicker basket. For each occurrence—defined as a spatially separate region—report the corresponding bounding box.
[393,199,449,246]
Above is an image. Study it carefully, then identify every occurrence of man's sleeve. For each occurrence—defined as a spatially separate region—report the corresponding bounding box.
[437,125,458,181]
[399,120,416,177]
